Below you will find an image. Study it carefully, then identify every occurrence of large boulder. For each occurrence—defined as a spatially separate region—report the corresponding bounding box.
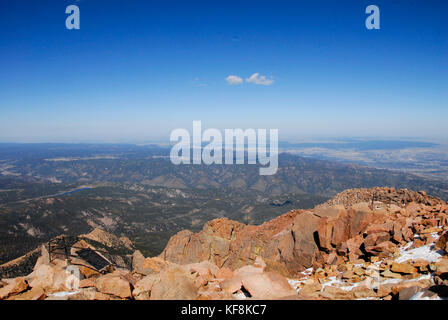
[142,256,171,274]
[132,273,160,300]
[290,211,321,269]
[7,286,46,300]
[161,211,326,277]
[434,257,448,277]
[132,250,146,275]
[435,231,448,253]
[0,277,28,299]
[161,219,246,267]
[26,261,70,293]
[391,262,418,275]
[240,271,297,299]
[149,265,200,300]
[220,277,243,294]
[185,261,219,278]
[215,267,234,280]
[320,286,354,300]
[94,273,132,299]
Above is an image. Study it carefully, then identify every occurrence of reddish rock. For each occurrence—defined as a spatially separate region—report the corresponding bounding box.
[196,288,234,300]
[65,288,118,300]
[365,223,393,235]
[330,214,351,247]
[423,219,439,228]
[241,271,297,299]
[79,278,95,288]
[365,241,398,257]
[364,232,390,247]
[376,284,393,297]
[132,250,146,274]
[317,217,333,252]
[79,266,100,279]
[347,207,378,238]
[320,286,354,300]
[402,227,414,242]
[398,286,422,300]
[94,273,132,299]
[420,227,440,234]
[27,262,69,292]
[186,260,219,278]
[161,211,320,277]
[142,256,170,274]
[434,258,448,277]
[161,219,245,267]
[234,262,265,278]
[435,231,448,252]
[345,235,364,256]
[351,285,377,299]
[220,277,243,294]
[132,274,159,300]
[392,223,404,243]
[132,273,160,300]
[290,211,321,269]
[215,267,234,280]
[300,281,322,297]
[325,252,338,265]
[424,234,435,245]
[410,259,429,272]
[0,277,28,299]
[413,239,425,248]
[313,205,346,219]
[406,203,423,217]
[439,212,447,226]
[390,279,431,296]
[149,265,200,300]
[381,269,402,279]
[7,286,46,300]
[391,262,418,274]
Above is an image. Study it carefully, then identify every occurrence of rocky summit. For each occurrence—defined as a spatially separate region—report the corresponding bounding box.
[1,187,448,300]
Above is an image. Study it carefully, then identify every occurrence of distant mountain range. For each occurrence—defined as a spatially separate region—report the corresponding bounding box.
[1,144,447,199]
[279,139,438,151]
[0,143,447,266]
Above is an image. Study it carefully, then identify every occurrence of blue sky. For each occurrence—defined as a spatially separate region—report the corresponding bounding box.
[0,0,447,143]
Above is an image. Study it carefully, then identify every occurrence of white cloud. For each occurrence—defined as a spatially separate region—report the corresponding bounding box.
[226,75,243,85]
[246,73,274,85]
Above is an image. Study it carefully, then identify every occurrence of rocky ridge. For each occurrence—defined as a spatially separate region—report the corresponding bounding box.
[1,187,448,300]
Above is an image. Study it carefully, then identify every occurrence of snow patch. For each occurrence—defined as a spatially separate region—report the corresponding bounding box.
[409,291,444,300]
[232,292,248,300]
[48,290,81,297]
[395,243,444,264]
